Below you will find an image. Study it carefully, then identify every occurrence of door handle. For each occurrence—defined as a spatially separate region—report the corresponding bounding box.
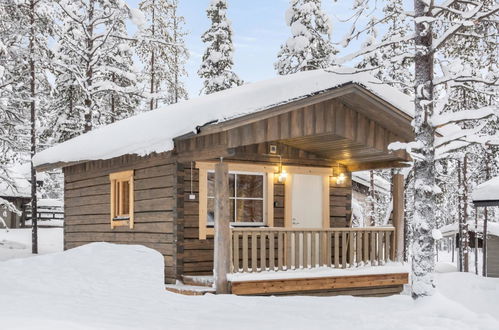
[292,218,299,225]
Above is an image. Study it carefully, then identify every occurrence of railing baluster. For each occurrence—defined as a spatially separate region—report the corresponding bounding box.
[341,231,347,269]
[269,232,275,271]
[385,231,391,263]
[321,232,327,267]
[349,230,354,268]
[260,232,266,271]
[378,231,384,265]
[370,231,376,266]
[286,231,292,270]
[355,231,363,266]
[251,232,258,272]
[334,232,339,268]
[242,232,249,272]
[311,232,317,267]
[294,231,301,269]
[233,232,239,272]
[363,231,369,264]
[278,232,284,270]
[303,231,309,268]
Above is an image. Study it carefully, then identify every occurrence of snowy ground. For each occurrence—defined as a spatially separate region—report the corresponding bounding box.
[0,242,498,330]
[0,228,63,261]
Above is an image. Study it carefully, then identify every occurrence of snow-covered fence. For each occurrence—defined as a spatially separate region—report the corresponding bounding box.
[231,227,395,273]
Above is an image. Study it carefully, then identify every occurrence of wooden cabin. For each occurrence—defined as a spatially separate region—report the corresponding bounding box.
[472,176,499,278]
[34,69,412,296]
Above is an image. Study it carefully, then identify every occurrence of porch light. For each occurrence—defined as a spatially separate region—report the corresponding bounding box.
[336,172,346,185]
[278,170,288,183]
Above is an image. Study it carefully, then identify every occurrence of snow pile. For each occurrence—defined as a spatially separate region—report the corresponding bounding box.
[0,228,63,261]
[472,176,499,203]
[33,68,414,167]
[1,243,499,329]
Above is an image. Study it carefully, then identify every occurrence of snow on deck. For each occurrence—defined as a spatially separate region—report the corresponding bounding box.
[472,176,499,203]
[228,262,409,282]
[1,243,499,329]
[33,68,414,167]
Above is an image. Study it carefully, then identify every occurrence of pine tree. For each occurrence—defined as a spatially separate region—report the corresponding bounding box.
[54,0,139,135]
[338,0,499,298]
[198,0,242,95]
[136,0,188,109]
[275,0,337,75]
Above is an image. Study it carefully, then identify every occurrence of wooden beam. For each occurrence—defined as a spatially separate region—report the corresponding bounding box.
[230,272,409,295]
[346,160,410,172]
[392,173,404,261]
[214,161,230,294]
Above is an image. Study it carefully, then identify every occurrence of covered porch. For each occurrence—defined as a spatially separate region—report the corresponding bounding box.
[171,83,412,295]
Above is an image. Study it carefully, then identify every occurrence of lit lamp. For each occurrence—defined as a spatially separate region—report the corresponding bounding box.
[332,164,346,185]
[336,172,346,185]
[276,155,287,183]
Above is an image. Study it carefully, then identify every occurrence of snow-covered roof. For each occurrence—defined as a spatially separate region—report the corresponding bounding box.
[438,221,499,237]
[352,171,391,193]
[472,176,499,203]
[33,68,414,168]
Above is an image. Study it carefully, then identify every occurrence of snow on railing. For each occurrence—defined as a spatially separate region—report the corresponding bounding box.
[230,227,395,273]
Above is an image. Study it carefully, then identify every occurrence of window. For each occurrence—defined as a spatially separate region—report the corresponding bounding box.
[207,172,264,226]
[110,170,134,229]
[197,162,276,239]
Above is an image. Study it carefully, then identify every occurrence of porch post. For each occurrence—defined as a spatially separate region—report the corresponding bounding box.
[214,160,230,294]
[392,172,405,262]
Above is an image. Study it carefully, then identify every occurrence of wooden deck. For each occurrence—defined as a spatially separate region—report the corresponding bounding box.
[166,272,409,297]
[230,272,408,297]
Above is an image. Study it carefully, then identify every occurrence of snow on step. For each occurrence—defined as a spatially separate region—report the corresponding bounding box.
[165,283,215,296]
[181,275,214,287]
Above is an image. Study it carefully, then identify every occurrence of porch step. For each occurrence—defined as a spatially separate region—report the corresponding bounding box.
[181,275,214,287]
[165,283,215,296]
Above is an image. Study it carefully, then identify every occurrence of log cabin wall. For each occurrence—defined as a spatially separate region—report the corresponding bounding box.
[178,163,287,277]
[63,152,178,284]
[330,172,352,228]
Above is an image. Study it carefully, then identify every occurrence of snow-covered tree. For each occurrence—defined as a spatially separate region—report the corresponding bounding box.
[198,0,242,95]
[276,0,337,75]
[338,0,499,298]
[53,0,140,135]
[136,0,189,109]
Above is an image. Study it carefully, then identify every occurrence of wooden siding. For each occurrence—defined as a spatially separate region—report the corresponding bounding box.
[330,172,352,227]
[63,152,178,284]
[175,98,410,167]
[487,236,499,278]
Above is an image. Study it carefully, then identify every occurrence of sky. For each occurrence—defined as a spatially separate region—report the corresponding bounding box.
[126,0,383,97]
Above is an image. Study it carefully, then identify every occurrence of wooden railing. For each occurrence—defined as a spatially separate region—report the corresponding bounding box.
[230,227,395,273]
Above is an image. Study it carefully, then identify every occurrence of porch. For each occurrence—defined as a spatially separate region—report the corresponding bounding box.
[166,226,409,296]
[169,82,413,294]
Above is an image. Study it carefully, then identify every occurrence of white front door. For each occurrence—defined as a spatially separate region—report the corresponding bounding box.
[291,174,323,228]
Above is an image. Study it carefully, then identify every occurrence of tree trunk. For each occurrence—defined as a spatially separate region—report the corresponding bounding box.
[29,0,38,254]
[84,0,95,132]
[463,153,469,272]
[150,3,155,111]
[411,0,436,299]
[458,159,463,271]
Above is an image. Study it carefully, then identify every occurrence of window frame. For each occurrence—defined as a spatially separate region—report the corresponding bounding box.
[207,170,266,226]
[197,162,275,240]
[109,170,134,229]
